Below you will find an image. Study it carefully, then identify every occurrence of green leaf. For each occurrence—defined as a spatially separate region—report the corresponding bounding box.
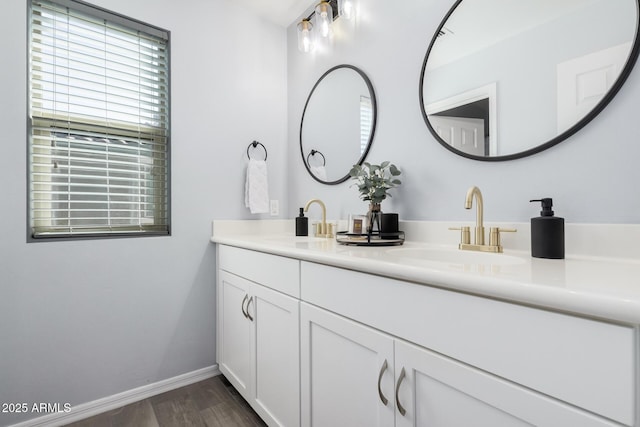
[350,160,402,202]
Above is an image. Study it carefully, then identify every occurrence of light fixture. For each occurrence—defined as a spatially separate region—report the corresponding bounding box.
[297,19,314,53]
[297,0,355,53]
[314,1,333,39]
[338,0,354,20]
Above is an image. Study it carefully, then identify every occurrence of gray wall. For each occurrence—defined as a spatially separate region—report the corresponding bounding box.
[0,0,287,425]
[286,0,640,224]
[3,0,640,424]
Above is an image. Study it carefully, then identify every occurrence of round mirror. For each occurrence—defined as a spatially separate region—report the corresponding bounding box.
[420,0,640,161]
[300,65,377,184]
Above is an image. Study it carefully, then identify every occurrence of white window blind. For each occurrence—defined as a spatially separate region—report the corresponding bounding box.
[28,0,170,239]
[360,95,373,154]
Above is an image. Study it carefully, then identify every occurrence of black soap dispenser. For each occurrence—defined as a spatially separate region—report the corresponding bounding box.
[530,198,564,259]
[295,208,308,236]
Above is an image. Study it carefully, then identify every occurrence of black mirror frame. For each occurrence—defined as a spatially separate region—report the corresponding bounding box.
[300,64,377,184]
[419,0,640,161]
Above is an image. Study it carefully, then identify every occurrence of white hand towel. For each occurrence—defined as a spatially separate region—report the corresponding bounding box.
[310,165,327,181]
[245,159,269,214]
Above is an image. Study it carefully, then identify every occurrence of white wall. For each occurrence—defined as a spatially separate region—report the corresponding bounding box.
[0,0,287,425]
[286,0,640,224]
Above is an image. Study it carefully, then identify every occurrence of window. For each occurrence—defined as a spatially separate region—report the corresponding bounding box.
[360,95,372,154]
[28,0,170,239]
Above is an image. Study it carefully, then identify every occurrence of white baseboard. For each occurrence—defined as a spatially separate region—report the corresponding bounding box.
[9,365,220,427]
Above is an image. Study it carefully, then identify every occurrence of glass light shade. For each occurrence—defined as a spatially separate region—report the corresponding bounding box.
[297,19,314,53]
[314,2,333,38]
[338,0,355,19]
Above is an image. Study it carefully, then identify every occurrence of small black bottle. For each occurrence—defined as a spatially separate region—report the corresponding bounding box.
[530,198,564,259]
[295,208,308,236]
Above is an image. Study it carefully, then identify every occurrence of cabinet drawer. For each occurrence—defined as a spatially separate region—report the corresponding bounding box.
[301,261,636,426]
[219,245,300,297]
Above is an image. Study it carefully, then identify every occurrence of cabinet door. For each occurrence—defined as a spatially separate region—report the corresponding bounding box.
[394,340,620,427]
[251,283,300,427]
[300,303,394,427]
[217,270,252,397]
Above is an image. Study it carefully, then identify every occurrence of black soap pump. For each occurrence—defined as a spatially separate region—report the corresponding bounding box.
[295,207,308,236]
[530,198,564,259]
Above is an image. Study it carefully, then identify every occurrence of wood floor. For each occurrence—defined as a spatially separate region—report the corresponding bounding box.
[64,375,267,427]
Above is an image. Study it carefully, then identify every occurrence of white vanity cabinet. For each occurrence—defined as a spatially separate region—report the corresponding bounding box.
[393,339,620,427]
[300,302,622,427]
[300,302,395,427]
[217,246,300,427]
[217,269,252,397]
[214,243,638,427]
[301,261,637,427]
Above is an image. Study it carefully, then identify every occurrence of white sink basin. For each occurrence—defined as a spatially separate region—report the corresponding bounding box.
[386,247,526,266]
[263,235,322,243]
[261,235,334,249]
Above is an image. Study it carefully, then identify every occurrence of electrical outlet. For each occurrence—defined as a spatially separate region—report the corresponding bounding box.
[270,200,279,216]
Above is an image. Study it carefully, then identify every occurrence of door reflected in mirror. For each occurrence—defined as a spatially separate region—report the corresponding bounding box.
[300,65,376,184]
[420,0,639,160]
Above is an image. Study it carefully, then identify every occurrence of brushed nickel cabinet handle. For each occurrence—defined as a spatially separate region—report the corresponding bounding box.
[241,294,249,318]
[378,359,389,406]
[247,296,254,322]
[395,367,406,416]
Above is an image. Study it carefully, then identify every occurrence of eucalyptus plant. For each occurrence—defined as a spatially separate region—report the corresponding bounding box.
[349,161,402,205]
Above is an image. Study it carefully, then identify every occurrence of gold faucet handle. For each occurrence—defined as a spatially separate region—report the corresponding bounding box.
[313,222,335,238]
[326,222,335,238]
[449,226,471,245]
[489,227,517,247]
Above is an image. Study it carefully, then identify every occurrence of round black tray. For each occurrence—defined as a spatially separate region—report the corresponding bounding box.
[336,231,405,246]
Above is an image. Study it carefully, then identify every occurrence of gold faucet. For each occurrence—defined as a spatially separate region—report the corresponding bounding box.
[450,186,516,253]
[304,198,334,238]
[465,186,485,245]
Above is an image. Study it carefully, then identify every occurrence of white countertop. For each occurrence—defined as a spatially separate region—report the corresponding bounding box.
[210,220,640,325]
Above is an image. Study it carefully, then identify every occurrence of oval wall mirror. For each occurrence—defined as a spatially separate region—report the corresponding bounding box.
[300,64,377,184]
[420,0,640,161]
